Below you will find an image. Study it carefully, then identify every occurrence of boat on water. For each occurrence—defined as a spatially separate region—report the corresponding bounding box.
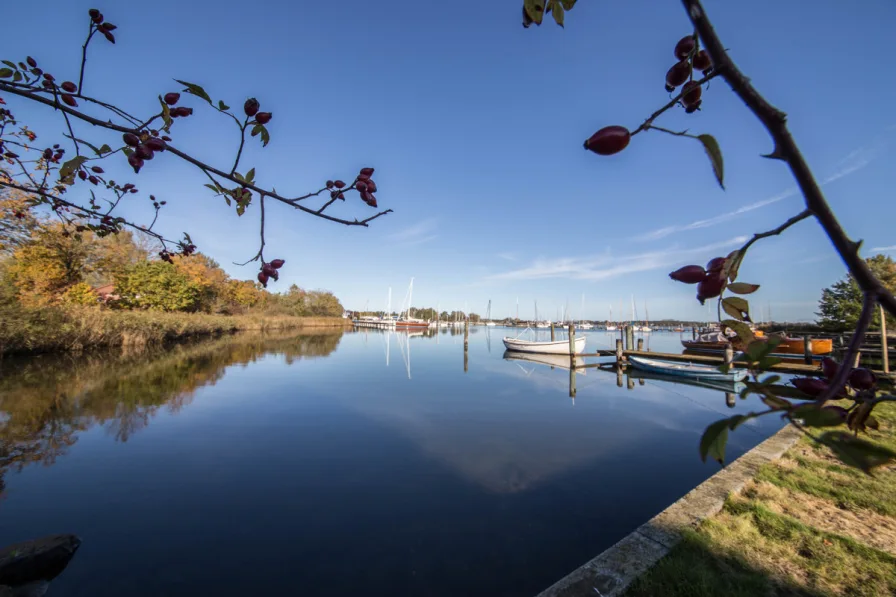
[628,355,748,382]
[682,330,832,358]
[396,277,431,329]
[503,335,587,355]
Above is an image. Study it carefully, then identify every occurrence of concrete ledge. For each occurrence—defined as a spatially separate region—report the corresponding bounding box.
[536,424,803,597]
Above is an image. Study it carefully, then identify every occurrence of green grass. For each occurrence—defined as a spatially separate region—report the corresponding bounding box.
[625,402,896,597]
[0,303,350,356]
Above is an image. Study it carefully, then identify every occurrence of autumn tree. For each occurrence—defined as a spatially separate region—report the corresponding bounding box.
[114,261,201,312]
[5,222,93,306]
[817,255,896,331]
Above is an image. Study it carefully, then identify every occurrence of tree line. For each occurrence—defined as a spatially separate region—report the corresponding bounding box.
[0,190,345,317]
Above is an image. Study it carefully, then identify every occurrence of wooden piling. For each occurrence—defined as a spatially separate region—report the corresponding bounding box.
[615,339,623,365]
[616,366,623,387]
[550,323,555,342]
[636,338,644,351]
[724,344,734,369]
[464,319,469,373]
[568,323,576,356]
[569,366,576,399]
[803,335,812,365]
[625,325,634,351]
[692,327,697,340]
[882,305,890,375]
[627,374,635,390]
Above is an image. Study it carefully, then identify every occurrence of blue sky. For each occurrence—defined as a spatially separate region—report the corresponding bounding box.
[5,0,895,321]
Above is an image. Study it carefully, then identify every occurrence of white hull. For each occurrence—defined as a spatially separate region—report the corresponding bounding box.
[577,323,594,330]
[485,322,497,326]
[503,336,586,355]
[640,326,652,333]
[606,326,617,331]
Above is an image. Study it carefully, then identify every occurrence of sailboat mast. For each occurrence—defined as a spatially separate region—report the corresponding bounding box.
[407,277,413,320]
[387,287,392,319]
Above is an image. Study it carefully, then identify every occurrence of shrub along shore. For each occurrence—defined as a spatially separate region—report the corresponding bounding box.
[0,305,351,357]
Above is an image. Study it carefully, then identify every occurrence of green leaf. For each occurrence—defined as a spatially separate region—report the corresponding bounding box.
[720,319,754,345]
[174,79,212,104]
[97,144,112,155]
[697,133,724,189]
[551,0,564,26]
[159,96,173,133]
[817,431,896,474]
[726,249,744,282]
[233,171,245,182]
[204,183,222,194]
[759,394,791,410]
[728,282,760,295]
[722,297,751,322]
[560,0,576,8]
[745,340,769,361]
[13,70,22,82]
[699,418,730,464]
[524,0,547,26]
[757,355,782,370]
[246,167,255,184]
[218,100,230,111]
[59,156,89,181]
[252,124,271,147]
[1,60,17,69]
[760,374,782,386]
[0,67,13,79]
[792,405,844,428]
[727,414,751,430]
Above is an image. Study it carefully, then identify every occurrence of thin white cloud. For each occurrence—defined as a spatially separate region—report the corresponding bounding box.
[871,245,896,253]
[488,237,748,282]
[636,190,795,242]
[637,138,887,242]
[388,219,438,246]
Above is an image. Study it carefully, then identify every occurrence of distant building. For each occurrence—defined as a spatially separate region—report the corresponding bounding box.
[93,283,119,303]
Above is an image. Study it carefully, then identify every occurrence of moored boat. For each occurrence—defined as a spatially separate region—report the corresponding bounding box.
[628,355,748,382]
[503,335,586,355]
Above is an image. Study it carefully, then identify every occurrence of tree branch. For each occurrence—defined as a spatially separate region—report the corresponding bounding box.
[0,81,393,227]
[681,0,896,319]
[739,209,811,254]
[631,69,721,136]
[817,291,876,403]
[78,24,97,93]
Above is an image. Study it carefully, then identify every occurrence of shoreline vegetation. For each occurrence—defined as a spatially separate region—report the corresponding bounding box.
[624,400,896,597]
[0,304,350,357]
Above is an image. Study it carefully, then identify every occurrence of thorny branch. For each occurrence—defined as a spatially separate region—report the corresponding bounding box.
[817,292,877,403]
[682,0,896,320]
[234,195,266,266]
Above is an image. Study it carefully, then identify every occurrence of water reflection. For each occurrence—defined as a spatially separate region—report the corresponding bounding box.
[0,331,343,496]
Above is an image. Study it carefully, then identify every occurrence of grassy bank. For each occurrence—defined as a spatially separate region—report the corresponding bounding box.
[625,402,896,597]
[0,304,351,356]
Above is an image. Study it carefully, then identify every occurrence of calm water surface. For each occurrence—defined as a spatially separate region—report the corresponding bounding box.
[0,327,786,596]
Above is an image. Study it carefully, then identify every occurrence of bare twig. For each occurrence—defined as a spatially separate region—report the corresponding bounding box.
[78,23,97,93]
[739,209,812,255]
[0,81,393,227]
[631,69,721,136]
[234,194,266,266]
[681,0,896,319]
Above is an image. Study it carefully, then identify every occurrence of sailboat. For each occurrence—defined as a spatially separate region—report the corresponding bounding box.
[534,300,551,328]
[641,301,653,333]
[606,304,617,331]
[396,278,430,329]
[578,294,594,329]
[630,295,642,331]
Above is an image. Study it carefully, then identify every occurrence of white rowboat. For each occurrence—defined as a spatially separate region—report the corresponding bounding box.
[503,336,586,355]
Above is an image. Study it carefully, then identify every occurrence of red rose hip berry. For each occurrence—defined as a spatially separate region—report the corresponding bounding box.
[584,126,631,156]
[674,35,696,60]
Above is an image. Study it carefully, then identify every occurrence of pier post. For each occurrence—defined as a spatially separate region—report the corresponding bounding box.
[724,344,734,369]
[881,305,890,374]
[616,366,623,387]
[692,327,697,340]
[568,323,576,356]
[627,373,634,390]
[464,319,469,373]
[615,339,623,365]
[636,338,644,352]
[550,323,555,342]
[569,366,576,399]
[803,335,812,365]
[625,326,634,351]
